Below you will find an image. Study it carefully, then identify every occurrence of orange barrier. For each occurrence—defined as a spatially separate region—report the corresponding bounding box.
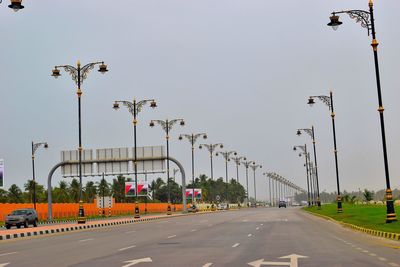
[0,202,186,222]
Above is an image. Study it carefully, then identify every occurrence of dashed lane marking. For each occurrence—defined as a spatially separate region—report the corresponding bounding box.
[202,263,213,267]
[118,245,136,251]
[256,227,260,230]
[167,235,177,239]
[78,238,94,242]
[378,257,387,261]
[370,253,377,257]
[248,234,252,237]
[389,263,400,267]
[232,243,240,248]
[190,229,197,232]
[0,253,17,257]
[125,230,136,234]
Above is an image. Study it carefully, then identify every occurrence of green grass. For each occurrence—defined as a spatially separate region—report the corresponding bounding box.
[304,203,400,233]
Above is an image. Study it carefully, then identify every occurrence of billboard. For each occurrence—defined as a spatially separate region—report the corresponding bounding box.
[0,159,4,188]
[96,147,129,175]
[61,149,94,177]
[125,181,149,197]
[185,189,202,200]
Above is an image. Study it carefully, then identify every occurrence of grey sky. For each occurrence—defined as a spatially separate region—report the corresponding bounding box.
[1,0,400,201]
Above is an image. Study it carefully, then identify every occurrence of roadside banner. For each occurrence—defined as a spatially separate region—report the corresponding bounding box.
[0,159,4,188]
[125,181,149,197]
[185,189,202,200]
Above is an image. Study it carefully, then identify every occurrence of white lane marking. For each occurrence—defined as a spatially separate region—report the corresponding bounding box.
[248,234,253,237]
[369,253,377,257]
[356,247,362,250]
[202,263,213,267]
[190,229,197,232]
[118,245,137,251]
[389,263,400,267]
[232,243,240,248]
[378,257,387,261]
[260,224,264,226]
[0,252,17,257]
[242,219,249,222]
[256,227,260,230]
[126,230,136,234]
[167,235,177,239]
[122,257,152,267]
[0,263,10,267]
[79,238,94,242]
[362,250,369,253]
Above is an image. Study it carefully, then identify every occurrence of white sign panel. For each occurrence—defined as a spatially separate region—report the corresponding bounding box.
[0,159,4,188]
[96,148,129,175]
[61,149,94,177]
[135,146,165,172]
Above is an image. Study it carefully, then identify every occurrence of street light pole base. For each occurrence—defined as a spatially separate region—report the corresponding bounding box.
[337,196,343,213]
[134,202,140,219]
[385,189,397,223]
[77,200,86,224]
[167,203,172,215]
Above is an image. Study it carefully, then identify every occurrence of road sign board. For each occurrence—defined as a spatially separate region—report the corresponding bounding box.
[0,159,4,188]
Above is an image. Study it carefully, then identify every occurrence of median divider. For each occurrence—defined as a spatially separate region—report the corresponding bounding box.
[304,210,400,242]
[0,209,223,242]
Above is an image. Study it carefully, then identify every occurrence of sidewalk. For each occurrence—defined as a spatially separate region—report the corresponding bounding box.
[0,212,197,241]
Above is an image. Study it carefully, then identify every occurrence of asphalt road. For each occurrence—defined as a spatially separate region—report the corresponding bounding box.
[0,207,399,267]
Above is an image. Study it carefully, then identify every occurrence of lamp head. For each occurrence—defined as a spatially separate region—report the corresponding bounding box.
[178,135,183,140]
[180,120,185,126]
[307,97,315,106]
[98,62,108,73]
[150,100,157,108]
[328,14,342,31]
[219,144,223,149]
[44,143,49,149]
[296,130,302,136]
[8,0,24,11]
[215,152,219,156]
[199,145,203,149]
[51,68,61,78]
[113,102,120,110]
[203,134,207,139]
[149,121,155,127]
[293,146,297,151]
[233,152,237,156]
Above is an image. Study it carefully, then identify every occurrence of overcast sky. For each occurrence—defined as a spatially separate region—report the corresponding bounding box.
[1,0,400,201]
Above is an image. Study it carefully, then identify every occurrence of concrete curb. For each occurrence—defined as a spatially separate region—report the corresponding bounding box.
[304,210,400,242]
[0,210,219,242]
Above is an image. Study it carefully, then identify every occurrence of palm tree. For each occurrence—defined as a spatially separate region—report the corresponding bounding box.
[0,188,8,203]
[69,178,80,203]
[24,179,36,203]
[112,175,125,203]
[84,181,97,203]
[53,180,70,203]
[8,184,23,203]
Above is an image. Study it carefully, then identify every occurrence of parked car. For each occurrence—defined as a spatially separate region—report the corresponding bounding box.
[5,208,38,229]
[278,201,287,208]
[217,203,228,210]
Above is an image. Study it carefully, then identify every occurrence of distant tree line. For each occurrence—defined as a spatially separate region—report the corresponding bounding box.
[0,174,246,204]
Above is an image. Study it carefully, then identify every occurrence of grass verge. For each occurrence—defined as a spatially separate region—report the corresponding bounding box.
[304,203,400,233]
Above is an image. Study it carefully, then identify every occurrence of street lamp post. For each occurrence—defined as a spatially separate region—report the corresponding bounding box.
[308,92,342,212]
[241,160,254,206]
[31,141,48,210]
[199,143,224,181]
[179,133,207,205]
[294,145,312,207]
[113,98,157,218]
[52,60,108,223]
[149,119,185,215]
[216,150,237,204]
[327,0,396,222]
[250,163,262,207]
[2,0,24,11]
[231,156,246,183]
[297,127,321,208]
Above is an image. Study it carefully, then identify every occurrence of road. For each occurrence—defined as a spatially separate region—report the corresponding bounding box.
[0,207,399,267]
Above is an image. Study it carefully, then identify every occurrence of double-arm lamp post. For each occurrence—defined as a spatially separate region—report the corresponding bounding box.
[231,155,246,183]
[199,143,223,181]
[241,160,254,206]
[293,145,312,207]
[250,162,262,207]
[149,119,185,215]
[297,127,321,208]
[31,141,48,210]
[179,132,207,204]
[113,98,157,218]
[327,0,396,222]
[52,60,108,223]
[216,150,237,203]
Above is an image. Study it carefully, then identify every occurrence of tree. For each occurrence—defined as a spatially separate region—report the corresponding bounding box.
[363,189,374,202]
[69,178,80,203]
[84,181,97,203]
[112,175,126,203]
[0,188,8,203]
[7,184,23,203]
[149,178,165,201]
[53,180,70,203]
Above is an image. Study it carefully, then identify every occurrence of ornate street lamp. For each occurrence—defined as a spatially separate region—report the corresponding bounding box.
[294,145,312,207]
[250,163,262,207]
[179,132,207,205]
[297,127,321,208]
[241,160,254,206]
[149,118,185,215]
[113,98,157,218]
[31,141,48,210]
[199,143,223,181]
[231,155,246,183]
[308,92,342,212]
[328,0,396,223]
[216,150,237,204]
[52,60,108,224]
